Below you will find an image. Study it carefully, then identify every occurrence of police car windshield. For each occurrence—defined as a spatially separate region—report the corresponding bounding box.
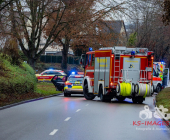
[68,77,83,82]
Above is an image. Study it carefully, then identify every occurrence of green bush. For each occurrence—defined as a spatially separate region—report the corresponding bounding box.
[0,57,37,95]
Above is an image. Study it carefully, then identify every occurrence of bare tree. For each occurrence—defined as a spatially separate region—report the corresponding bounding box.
[45,0,130,70]
[0,0,73,68]
[127,0,170,65]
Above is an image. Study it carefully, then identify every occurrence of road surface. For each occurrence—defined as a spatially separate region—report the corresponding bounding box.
[0,94,170,140]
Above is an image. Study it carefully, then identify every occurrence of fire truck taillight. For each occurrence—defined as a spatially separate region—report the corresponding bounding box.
[111,55,114,58]
[110,82,114,86]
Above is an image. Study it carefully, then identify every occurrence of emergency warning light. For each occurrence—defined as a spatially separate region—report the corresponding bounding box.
[89,47,93,51]
[71,72,76,75]
[131,51,135,55]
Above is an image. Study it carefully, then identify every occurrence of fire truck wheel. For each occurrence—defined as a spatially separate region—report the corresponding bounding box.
[99,86,111,102]
[137,97,145,104]
[156,84,162,93]
[116,96,126,101]
[83,84,95,100]
[132,98,137,103]
[99,86,105,102]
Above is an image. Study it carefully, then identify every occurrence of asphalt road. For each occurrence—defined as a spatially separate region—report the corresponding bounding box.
[0,94,170,140]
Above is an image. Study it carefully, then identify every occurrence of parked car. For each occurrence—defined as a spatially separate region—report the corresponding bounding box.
[36,69,66,82]
[51,72,84,97]
[64,74,84,97]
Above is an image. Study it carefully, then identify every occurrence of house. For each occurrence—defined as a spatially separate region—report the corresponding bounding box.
[73,20,128,54]
[39,42,74,56]
[97,20,128,46]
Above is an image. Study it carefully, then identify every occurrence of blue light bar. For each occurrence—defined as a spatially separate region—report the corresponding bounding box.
[131,51,135,55]
[89,47,93,51]
[49,68,54,70]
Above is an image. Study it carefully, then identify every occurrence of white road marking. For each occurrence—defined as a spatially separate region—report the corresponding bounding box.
[76,109,81,112]
[49,129,58,135]
[86,104,89,106]
[64,117,71,121]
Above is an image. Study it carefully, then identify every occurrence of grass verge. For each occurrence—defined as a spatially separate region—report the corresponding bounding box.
[36,82,62,95]
[156,87,170,114]
[0,82,62,107]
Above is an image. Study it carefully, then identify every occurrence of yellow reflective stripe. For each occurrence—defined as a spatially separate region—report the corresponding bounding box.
[143,84,148,98]
[72,86,83,89]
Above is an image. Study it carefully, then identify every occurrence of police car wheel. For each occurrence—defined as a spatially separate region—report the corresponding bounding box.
[64,91,68,97]
[83,84,95,100]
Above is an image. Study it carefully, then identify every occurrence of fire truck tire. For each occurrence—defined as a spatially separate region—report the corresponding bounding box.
[99,86,111,102]
[132,98,137,103]
[156,84,162,93]
[83,84,95,100]
[137,97,144,104]
[132,97,144,103]
[116,96,126,101]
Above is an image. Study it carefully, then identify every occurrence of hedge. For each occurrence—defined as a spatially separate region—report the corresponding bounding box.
[0,57,37,95]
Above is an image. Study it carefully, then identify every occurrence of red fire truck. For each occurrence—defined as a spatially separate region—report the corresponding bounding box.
[81,46,154,103]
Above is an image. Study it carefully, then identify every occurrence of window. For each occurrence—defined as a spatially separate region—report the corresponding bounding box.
[92,54,95,66]
[68,76,84,82]
[88,54,91,66]
[86,54,88,65]
[48,71,60,75]
[53,71,61,75]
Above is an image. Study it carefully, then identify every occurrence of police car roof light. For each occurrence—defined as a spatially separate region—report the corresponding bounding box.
[71,71,76,75]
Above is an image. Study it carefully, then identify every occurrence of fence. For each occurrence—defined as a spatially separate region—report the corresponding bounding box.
[40,55,80,65]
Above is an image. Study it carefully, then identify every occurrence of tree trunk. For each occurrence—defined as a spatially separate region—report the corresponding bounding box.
[61,44,69,72]
[28,57,36,70]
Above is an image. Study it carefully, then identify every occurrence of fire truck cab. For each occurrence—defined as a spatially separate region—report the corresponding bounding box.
[81,46,154,103]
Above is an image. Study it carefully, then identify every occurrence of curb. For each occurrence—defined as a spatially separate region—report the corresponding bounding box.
[0,93,63,111]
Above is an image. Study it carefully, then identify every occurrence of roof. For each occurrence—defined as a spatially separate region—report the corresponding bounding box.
[98,20,126,34]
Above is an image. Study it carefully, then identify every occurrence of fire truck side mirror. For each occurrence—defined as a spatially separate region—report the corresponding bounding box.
[80,54,85,66]
[80,59,82,65]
